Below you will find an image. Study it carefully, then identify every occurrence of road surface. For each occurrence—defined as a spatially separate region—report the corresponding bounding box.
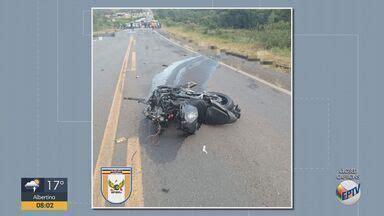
[92,29,291,208]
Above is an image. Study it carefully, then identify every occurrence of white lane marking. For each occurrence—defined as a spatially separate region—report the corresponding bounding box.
[154,30,291,95]
[154,30,197,54]
[203,145,208,154]
[218,62,291,95]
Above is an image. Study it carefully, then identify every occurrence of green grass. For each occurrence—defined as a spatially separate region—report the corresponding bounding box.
[93,15,134,35]
[163,23,291,67]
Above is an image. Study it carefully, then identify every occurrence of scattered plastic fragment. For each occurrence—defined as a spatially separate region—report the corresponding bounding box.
[115,137,127,144]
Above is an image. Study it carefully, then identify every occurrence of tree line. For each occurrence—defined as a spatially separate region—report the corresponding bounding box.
[153,9,291,50]
[153,9,290,31]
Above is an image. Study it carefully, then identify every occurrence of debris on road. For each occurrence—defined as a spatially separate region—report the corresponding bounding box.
[115,137,127,144]
[203,145,208,154]
[130,150,137,163]
[161,188,170,193]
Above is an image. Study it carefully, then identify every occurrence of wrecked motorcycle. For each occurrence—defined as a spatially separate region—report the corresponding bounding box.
[126,82,241,135]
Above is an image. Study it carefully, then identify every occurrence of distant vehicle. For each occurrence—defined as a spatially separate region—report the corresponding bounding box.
[125,23,134,30]
[115,12,127,17]
[149,20,161,29]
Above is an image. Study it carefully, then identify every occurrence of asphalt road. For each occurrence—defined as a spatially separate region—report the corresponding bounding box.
[93,29,291,208]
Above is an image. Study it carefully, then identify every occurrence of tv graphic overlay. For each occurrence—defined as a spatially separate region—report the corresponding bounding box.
[21,178,68,211]
[336,180,361,205]
[92,8,292,208]
[101,167,132,204]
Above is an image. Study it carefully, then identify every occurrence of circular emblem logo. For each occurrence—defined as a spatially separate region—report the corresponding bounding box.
[336,180,361,205]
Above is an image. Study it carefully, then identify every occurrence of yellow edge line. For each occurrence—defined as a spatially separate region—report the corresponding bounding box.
[93,36,133,207]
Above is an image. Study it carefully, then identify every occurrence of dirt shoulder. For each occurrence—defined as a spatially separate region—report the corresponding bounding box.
[161,26,291,73]
[157,28,291,92]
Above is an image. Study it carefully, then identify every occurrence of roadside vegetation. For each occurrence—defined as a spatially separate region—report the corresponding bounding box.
[93,9,142,35]
[153,9,291,69]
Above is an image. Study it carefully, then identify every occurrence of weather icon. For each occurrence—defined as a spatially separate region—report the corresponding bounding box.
[24,179,40,192]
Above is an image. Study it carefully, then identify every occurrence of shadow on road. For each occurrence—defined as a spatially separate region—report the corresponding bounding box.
[139,119,187,164]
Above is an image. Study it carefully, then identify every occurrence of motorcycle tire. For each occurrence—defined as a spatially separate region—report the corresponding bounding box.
[209,92,235,110]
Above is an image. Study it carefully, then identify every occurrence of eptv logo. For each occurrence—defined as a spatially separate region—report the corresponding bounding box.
[336,180,361,205]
